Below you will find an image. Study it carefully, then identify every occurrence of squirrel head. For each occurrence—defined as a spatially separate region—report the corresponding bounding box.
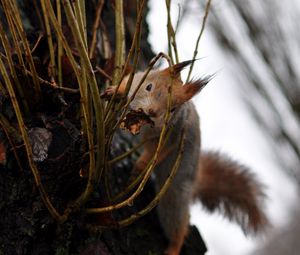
[119,60,211,128]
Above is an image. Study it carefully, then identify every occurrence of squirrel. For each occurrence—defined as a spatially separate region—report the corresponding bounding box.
[104,60,269,255]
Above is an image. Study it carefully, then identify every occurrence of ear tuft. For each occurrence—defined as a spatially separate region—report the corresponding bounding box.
[171,60,195,76]
[185,75,213,95]
[173,75,214,106]
[163,59,197,78]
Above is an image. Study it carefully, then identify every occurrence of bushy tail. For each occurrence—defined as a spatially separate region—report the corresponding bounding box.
[195,151,269,234]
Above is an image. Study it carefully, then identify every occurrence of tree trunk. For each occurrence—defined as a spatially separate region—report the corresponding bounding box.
[0,1,206,254]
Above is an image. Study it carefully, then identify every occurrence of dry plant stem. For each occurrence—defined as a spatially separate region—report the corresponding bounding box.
[33,0,45,32]
[165,0,174,64]
[0,23,29,116]
[108,138,150,165]
[24,70,79,94]
[86,128,185,231]
[89,0,104,59]
[30,33,43,54]
[73,0,87,48]
[41,0,56,78]
[0,80,6,95]
[45,0,103,215]
[0,120,24,171]
[104,0,146,119]
[110,126,174,203]
[110,124,174,203]
[104,160,112,202]
[85,130,162,214]
[113,72,176,203]
[166,0,180,64]
[103,0,127,123]
[121,0,146,83]
[44,0,91,131]
[113,0,126,85]
[120,3,144,97]
[62,0,105,204]
[56,0,63,87]
[0,114,21,142]
[174,4,182,33]
[4,0,41,100]
[63,1,96,197]
[117,129,185,227]
[72,0,90,130]
[0,0,25,70]
[99,18,112,61]
[86,65,175,214]
[0,57,64,222]
[15,65,78,93]
[186,0,212,82]
[79,0,87,46]
[71,2,91,134]
[95,66,112,81]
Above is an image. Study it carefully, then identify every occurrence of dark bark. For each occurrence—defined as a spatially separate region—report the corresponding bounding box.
[0,1,206,255]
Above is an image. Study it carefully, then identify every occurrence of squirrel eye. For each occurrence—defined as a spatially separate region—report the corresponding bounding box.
[146,83,152,92]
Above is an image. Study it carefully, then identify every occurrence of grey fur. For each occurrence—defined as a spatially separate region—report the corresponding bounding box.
[141,102,200,239]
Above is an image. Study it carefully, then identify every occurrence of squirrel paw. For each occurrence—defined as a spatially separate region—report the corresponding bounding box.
[100,86,119,100]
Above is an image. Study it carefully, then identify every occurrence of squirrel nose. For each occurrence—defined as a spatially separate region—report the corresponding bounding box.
[148,108,156,117]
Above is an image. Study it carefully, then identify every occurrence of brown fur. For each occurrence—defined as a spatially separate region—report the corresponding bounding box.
[196,151,269,234]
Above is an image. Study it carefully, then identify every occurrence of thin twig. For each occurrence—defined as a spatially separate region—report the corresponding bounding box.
[60,0,105,214]
[99,18,112,60]
[86,56,174,214]
[30,33,43,54]
[6,0,42,100]
[0,119,24,171]
[86,126,185,230]
[112,0,125,85]
[115,128,185,227]
[165,0,180,64]
[56,0,63,87]
[95,66,112,81]
[186,0,212,82]
[0,22,30,116]
[23,68,79,93]
[110,126,174,203]
[89,0,104,59]
[121,0,146,80]
[41,0,56,78]
[108,139,147,165]
[0,114,22,142]
[0,0,26,70]
[104,0,146,121]
[44,0,96,220]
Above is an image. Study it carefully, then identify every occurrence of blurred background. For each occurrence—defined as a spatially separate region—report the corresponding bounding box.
[148,0,300,254]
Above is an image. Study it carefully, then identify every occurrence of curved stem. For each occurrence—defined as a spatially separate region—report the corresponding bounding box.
[186,0,212,82]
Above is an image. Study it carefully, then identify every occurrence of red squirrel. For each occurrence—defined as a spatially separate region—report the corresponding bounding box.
[105,60,268,255]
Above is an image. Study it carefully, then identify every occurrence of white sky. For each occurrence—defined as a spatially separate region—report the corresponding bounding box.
[148,1,298,254]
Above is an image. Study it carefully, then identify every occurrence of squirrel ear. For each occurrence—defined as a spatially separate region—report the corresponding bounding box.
[173,76,212,105]
[163,60,196,78]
